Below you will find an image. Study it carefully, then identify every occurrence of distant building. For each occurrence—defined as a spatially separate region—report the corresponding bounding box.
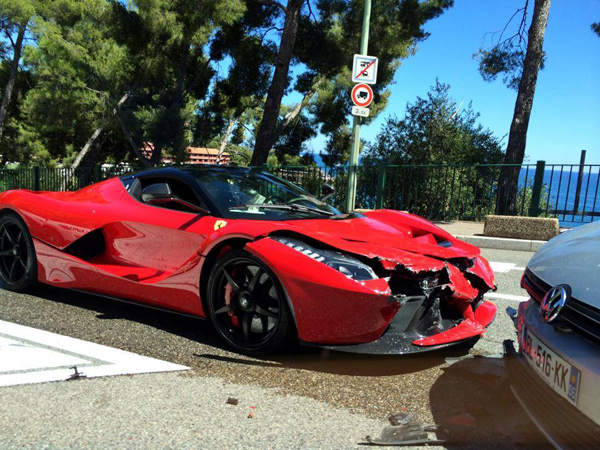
[186,147,230,165]
[141,143,230,165]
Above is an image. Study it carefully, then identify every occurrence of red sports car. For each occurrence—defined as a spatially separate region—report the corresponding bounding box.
[0,166,496,354]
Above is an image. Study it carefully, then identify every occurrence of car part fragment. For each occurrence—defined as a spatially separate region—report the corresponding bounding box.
[363,412,448,446]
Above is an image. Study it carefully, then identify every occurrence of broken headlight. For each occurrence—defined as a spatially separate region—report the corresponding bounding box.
[272,236,377,281]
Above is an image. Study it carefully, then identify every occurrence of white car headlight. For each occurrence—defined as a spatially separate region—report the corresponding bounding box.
[272,236,377,281]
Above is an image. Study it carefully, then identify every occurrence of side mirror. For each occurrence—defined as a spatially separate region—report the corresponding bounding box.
[141,183,173,204]
[321,183,335,201]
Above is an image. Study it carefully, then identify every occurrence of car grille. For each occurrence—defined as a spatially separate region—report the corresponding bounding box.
[522,269,600,346]
[504,340,600,449]
[521,268,549,302]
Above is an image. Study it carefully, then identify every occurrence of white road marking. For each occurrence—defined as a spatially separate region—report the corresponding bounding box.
[484,293,529,302]
[489,262,526,273]
[0,320,188,387]
[489,262,515,273]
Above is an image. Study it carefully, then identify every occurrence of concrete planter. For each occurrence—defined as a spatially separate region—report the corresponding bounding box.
[483,215,559,241]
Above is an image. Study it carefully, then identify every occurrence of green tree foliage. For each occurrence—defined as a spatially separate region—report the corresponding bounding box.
[0,0,455,169]
[119,0,245,165]
[5,0,245,168]
[272,103,316,162]
[21,0,133,166]
[249,0,454,165]
[474,3,536,90]
[475,0,551,215]
[192,2,276,161]
[364,80,504,165]
[359,81,504,218]
[0,61,34,164]
[321,125,355,166]
[0,0,39,147]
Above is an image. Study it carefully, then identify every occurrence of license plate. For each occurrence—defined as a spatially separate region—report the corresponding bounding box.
[520,326,581,405]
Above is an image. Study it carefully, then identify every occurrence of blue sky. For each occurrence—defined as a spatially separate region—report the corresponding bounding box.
[301,0,600,164]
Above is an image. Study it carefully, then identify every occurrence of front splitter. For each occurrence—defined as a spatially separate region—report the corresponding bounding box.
[316,336,477,355]
[303,314,479,355]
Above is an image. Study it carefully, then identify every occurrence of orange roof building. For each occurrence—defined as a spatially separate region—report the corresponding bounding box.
[142,144,230,165]
[186,147,230,165]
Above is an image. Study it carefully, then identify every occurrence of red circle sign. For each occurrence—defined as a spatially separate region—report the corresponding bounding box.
[351,84,373,108]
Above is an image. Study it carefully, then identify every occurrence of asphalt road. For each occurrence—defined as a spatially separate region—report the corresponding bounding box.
[0,247,553,449]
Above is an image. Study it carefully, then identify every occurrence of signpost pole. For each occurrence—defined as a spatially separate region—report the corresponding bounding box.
[345,0,371,213]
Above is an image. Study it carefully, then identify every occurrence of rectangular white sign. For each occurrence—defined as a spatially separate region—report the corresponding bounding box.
[351,106,370,118]
[352,54,378,85]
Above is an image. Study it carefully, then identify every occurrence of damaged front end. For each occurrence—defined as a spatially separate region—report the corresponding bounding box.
[353,251,497,354]
[245,231,496,355]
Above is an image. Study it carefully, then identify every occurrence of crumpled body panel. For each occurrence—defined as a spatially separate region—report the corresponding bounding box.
[245,210,496,350]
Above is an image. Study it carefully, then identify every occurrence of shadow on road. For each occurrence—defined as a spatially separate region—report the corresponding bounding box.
[26,284,225,348]
[429,356,552,449]
[263,344,474,377]
[23,284,466,377]
[198,347,450,376]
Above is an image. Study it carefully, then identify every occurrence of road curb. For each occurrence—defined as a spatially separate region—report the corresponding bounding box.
[456,235,546,252]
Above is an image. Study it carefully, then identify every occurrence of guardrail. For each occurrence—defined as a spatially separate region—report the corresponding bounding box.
[0,162,597,224]
[268,163,600,225]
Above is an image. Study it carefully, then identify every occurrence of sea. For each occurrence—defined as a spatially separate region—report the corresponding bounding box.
[519,167,600,228]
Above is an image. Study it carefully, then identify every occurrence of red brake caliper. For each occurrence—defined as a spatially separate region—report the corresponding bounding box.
[225,270,240,328]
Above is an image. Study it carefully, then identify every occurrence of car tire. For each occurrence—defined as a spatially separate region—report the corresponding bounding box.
[0,213,37,292]
[206,249,295,355]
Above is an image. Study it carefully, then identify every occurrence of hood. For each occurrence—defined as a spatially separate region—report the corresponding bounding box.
[528,221,600,308]
[264,210,494,292]
[207,209,494,292]
[277,210,482,262]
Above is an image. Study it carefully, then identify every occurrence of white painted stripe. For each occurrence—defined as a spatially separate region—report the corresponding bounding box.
[511,266,526,271]
[0,320,188,387]
[484,293,530,302]
[489,262,516,273]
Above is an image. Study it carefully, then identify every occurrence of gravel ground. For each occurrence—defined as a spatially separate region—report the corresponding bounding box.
[0,371,398,449]
[0,248,551,448]
[0,285,456,423]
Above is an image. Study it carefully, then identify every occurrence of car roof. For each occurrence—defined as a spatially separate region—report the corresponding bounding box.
[121,165,260,179]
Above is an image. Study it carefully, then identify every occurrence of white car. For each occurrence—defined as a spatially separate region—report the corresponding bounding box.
[505,221,600,449]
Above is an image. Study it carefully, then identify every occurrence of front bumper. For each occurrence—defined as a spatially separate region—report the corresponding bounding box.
[316,299,496,355]
[504,340,600,449]
[248,237,496,348]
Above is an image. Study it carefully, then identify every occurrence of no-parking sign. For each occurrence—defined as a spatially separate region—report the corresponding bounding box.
[351,84,373,108]
[352,55,378,85]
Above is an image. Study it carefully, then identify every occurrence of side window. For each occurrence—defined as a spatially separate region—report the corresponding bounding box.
[138,177,206,213]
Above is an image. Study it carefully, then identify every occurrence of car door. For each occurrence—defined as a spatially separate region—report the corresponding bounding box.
[87,173,215,313]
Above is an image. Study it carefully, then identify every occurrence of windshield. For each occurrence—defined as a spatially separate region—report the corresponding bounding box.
[192,168,343,220]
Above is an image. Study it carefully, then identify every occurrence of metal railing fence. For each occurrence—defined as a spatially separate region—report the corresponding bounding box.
[266,162,600,224]
[0,162,598,224]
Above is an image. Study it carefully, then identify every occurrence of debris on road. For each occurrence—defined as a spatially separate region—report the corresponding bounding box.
[67,366,86,381]
[388,411,414,426]
[226,397,239,406]
[362,411,447,446]
[506,306,518,325]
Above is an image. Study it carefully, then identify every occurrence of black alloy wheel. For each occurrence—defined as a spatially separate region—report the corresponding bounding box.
[0,214,37,292]
[207,249,294,354]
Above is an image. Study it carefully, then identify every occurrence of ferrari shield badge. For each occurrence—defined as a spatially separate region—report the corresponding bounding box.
[214,220,228,231]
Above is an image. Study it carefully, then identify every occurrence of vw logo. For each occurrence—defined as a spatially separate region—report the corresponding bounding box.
[540,285,571,323]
